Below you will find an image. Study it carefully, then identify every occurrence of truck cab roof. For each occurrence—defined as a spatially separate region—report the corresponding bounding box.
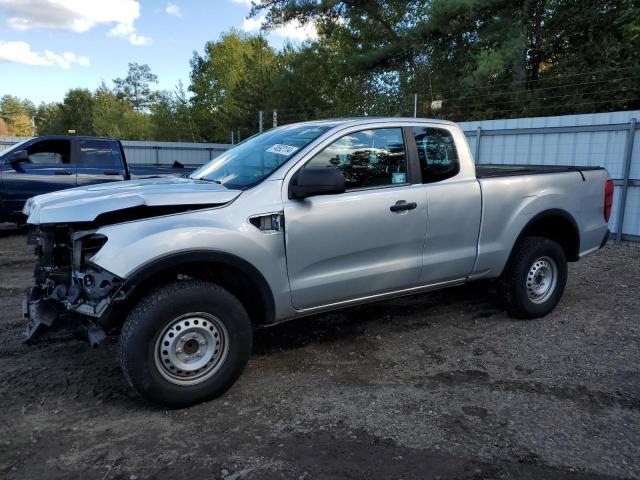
[291,117,457,129]
[31,135,119,142]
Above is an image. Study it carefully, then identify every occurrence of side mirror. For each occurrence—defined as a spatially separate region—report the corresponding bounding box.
[10,150,29,166]
[290,167,346,199]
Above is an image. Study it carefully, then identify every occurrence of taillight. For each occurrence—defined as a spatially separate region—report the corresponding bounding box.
[604,179,614,222]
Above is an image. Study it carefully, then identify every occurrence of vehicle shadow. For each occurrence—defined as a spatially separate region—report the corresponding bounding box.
[1,279,499,411]
[0,223,27,238]
[252,281,500,356]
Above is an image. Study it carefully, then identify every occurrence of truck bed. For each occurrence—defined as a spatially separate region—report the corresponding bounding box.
[476,164,604,179]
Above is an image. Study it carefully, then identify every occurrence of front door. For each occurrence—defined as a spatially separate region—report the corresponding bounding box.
[283,127,427,310]
[1,139,76,218]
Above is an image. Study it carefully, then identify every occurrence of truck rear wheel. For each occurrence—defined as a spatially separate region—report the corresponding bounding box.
[497,236,568,319]
[118,280,252,408]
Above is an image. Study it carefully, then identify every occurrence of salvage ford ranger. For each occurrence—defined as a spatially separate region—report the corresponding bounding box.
[22,118,612,407]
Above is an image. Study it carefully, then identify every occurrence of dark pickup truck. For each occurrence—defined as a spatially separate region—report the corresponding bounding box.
[0,135,194,223]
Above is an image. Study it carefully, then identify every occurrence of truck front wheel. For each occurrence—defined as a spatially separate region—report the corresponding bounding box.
[118,280,252,408]
[497,236,568,319]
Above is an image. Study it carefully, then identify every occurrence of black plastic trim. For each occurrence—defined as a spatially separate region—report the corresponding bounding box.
[476,164,605,179]
[122,250,276,325]
[510,208,581,264]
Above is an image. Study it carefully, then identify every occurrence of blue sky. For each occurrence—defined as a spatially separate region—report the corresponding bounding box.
[0,0,316,105]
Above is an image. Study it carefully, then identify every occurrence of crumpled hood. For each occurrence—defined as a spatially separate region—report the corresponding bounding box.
[24,176,241,225]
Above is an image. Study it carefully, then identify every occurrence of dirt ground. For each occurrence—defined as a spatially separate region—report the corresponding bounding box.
[0,225,638,480]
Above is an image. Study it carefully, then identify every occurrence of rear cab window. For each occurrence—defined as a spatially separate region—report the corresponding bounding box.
[78,140,118,170]
[412,127,460,183]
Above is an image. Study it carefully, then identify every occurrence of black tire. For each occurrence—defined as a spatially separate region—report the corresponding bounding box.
[118,280,252,408]
[497,236,568,319]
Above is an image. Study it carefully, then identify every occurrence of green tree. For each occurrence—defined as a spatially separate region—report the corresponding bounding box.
[0,95,34,136]
[6,113,32,136]
[252,0,640,120]
[189,30,280,141]
[151,82,196,141]
[35,102,63,135]
[93,82,130,137]
[113,63,159,112]
[59,88,95,135]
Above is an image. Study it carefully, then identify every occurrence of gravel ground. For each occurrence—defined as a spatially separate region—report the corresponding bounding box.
[0,225,638,479]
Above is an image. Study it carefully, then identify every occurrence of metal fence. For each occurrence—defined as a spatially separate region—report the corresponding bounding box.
[0,137,230,166]
[2,109,639,241]
[120,140,230,166]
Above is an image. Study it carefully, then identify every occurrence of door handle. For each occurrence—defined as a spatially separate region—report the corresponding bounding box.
[103,170,121,176]
[54,170,73,175]
[390,201,417,212]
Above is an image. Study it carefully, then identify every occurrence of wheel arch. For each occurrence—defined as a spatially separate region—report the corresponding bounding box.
[109,250,276,329]
[502,209,580,275]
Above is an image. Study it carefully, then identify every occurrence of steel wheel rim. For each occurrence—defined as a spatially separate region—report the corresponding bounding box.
[154,312,229,386]
[526,256,558,304]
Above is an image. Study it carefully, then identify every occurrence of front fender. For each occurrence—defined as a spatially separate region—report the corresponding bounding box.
[89,209,292,319]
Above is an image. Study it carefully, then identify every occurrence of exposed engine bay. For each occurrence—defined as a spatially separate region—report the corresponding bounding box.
[24,224,122,345]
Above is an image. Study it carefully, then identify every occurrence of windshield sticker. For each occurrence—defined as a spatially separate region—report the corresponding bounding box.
[266,144,299,156]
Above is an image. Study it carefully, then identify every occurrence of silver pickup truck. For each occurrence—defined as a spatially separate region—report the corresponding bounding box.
[22,118,612,407]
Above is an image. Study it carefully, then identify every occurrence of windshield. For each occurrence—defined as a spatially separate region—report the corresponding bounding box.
[0,139,31,159]
[190,124,333,189]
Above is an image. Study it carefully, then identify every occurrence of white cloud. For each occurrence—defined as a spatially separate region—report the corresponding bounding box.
[242,15,318,42]
[165,3,181,17]
[232,0,254,7]
[273,19,318,41]
[126,32,152,46]
[0,40,90,68]
[241,16,263,32]
[107,21,152,46]
[0,0,152,46]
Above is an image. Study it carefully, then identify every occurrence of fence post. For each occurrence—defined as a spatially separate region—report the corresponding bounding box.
[259,111,264,133]
[413,94,417,118]
[615,117,637,244]
[475,126,482,164]
[273,109,278,128]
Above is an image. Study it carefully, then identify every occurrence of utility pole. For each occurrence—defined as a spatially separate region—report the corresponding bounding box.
[231,130,234,145]
[273,109,278,128]
[413,94,418,118]
[259,110,264,133]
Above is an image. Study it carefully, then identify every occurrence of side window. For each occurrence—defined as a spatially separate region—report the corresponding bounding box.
[79,140,117,169]
[412,127,460,183]
[304,128,407,190]
[26,140,71,165]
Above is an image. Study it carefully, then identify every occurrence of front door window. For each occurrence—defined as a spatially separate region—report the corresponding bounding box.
[304,128,408,189]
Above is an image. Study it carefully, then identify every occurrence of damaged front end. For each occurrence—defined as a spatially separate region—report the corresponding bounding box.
[24,225,123,346]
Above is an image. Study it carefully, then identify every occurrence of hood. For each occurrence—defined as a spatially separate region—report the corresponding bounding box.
[24,176,241,225]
